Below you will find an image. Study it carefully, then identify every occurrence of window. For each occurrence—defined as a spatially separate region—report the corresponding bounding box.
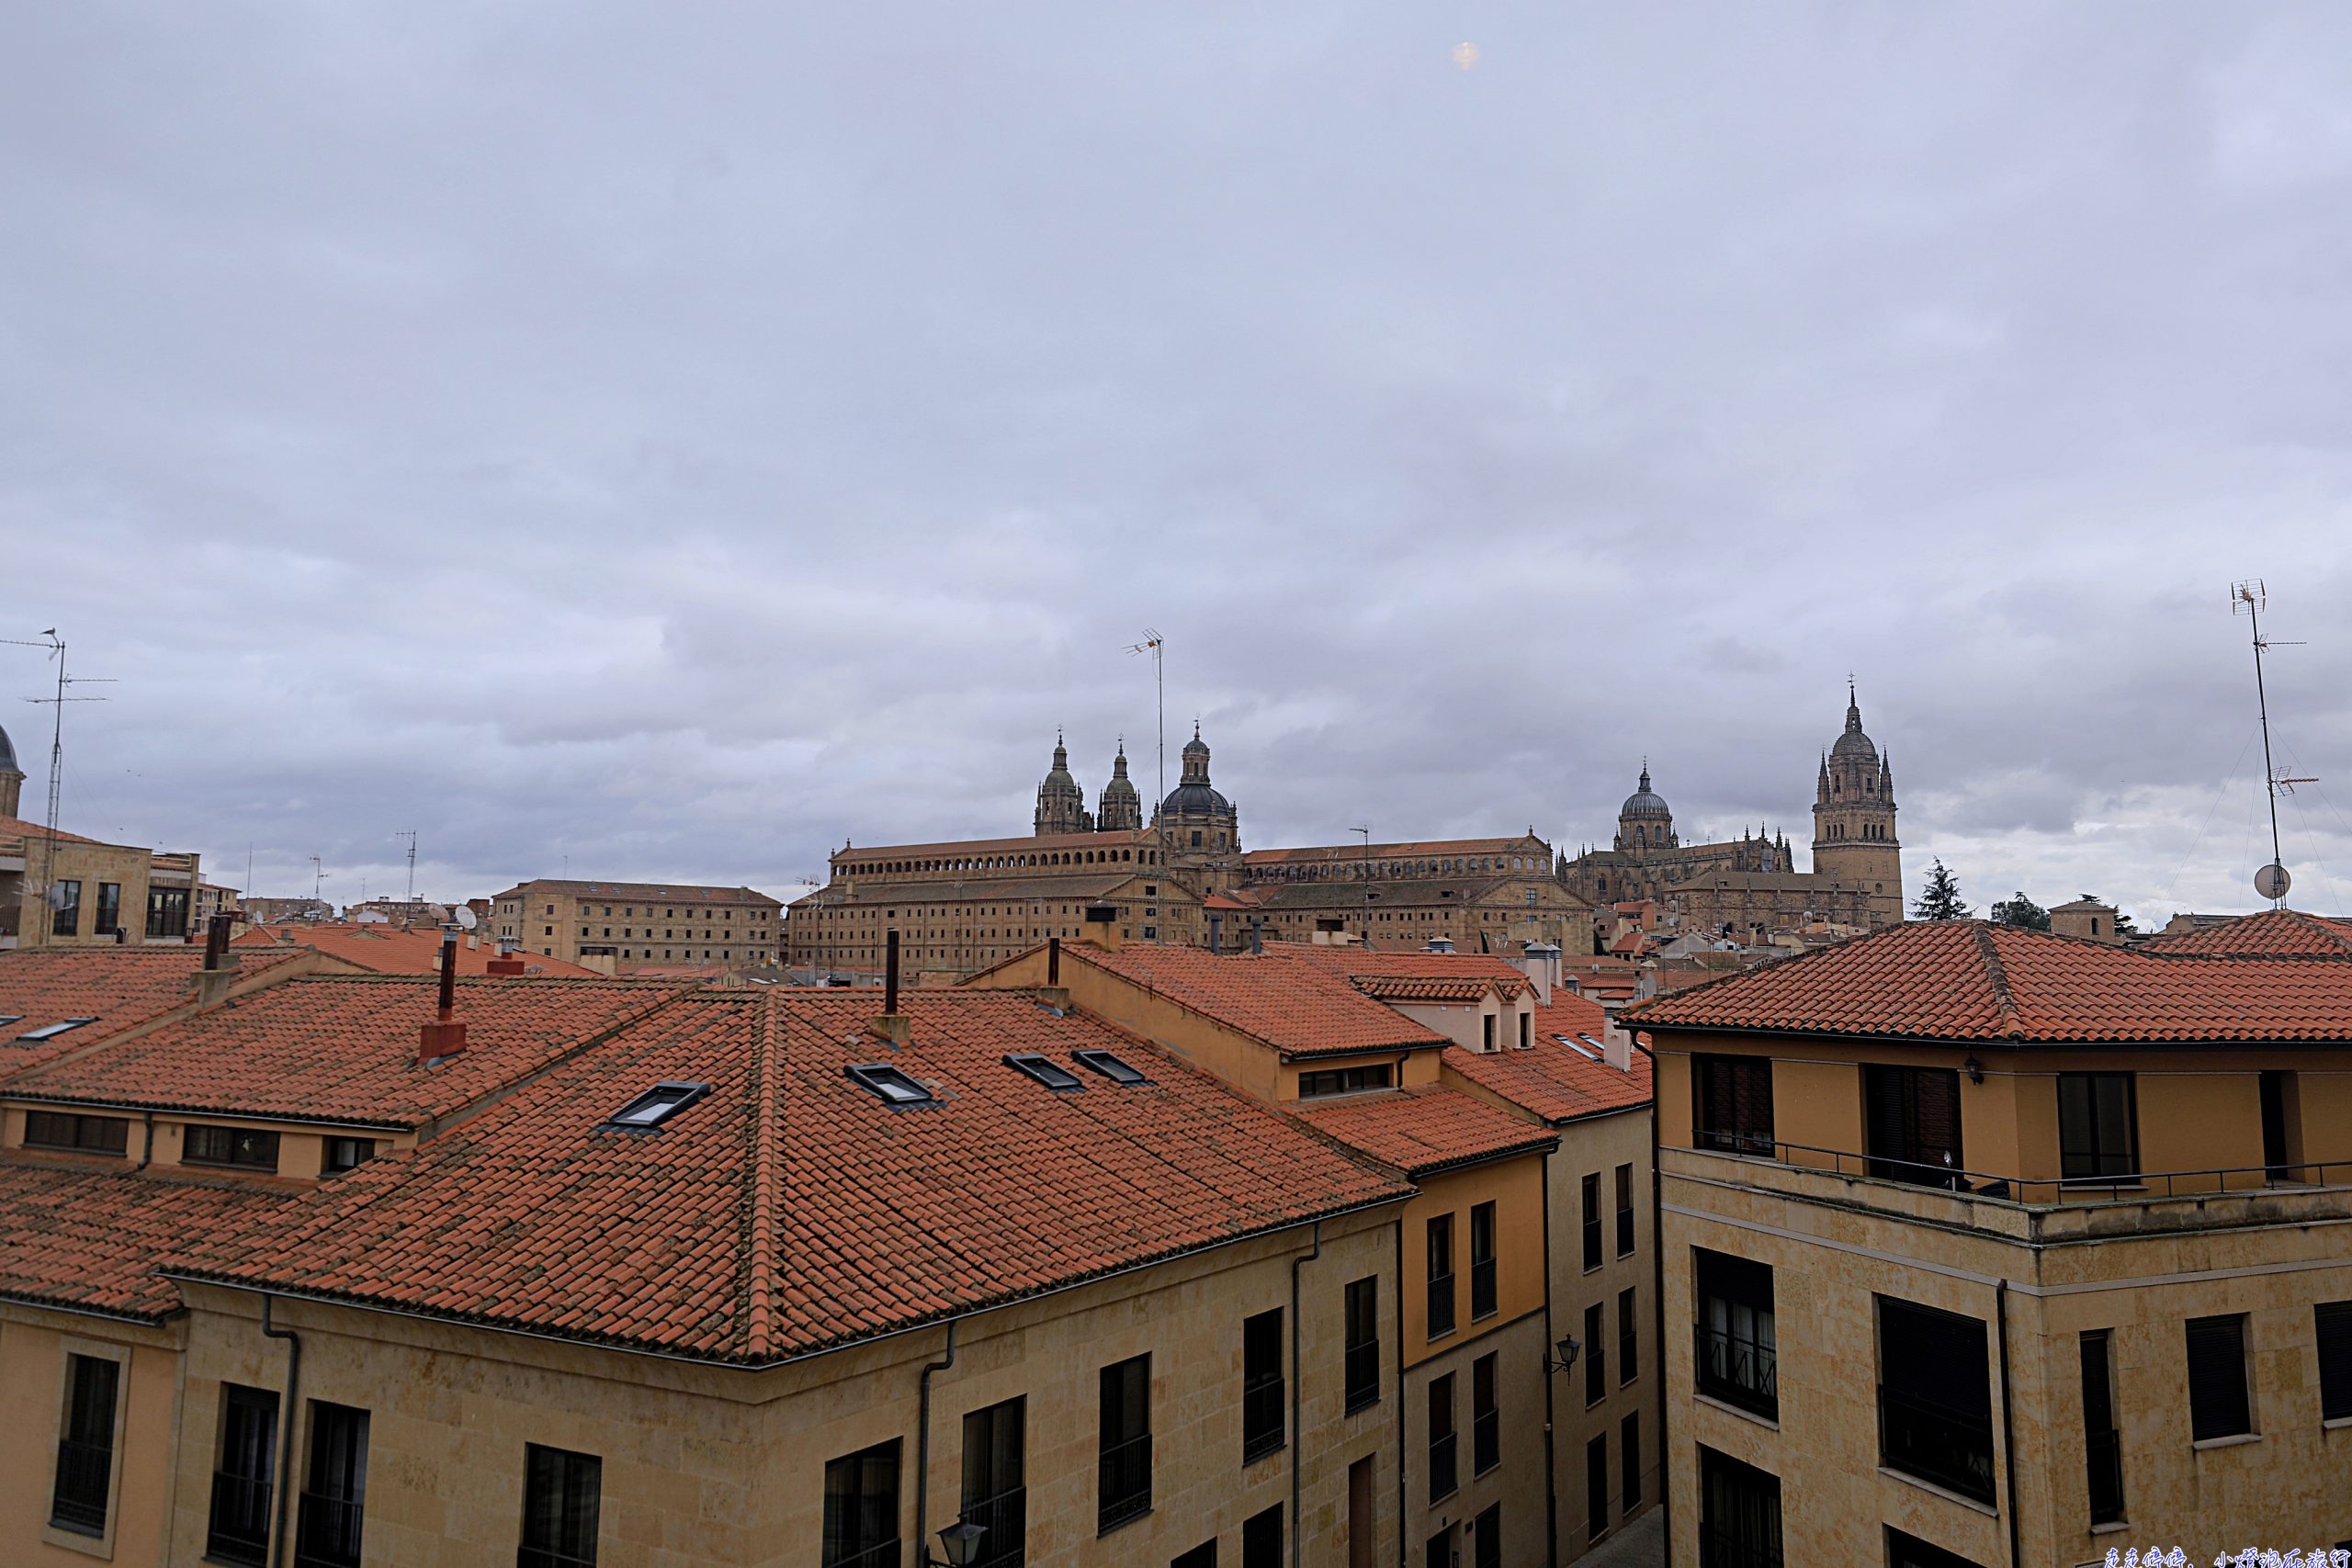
[208,1383,279,1566]
[1469,1201,1498,1320]
[1243,1308,1285,1463]
[24,1111,129,1155]
[1614,1162,1635,1257]
[1003,1053,1084,1091]
[822,1438,900,1568]
[519,1443,601,1568]
[1099,1354,1152,1531]
[51,1353,118,1535]
[1582,1171,1602,1269]
[1428,1373,1458,1503]
[1863,1065,1963,1186]
[1621,1412,1642,1510]
[2057,1073,2137,1181]
[955,1395,1027,1568]
[1696,1249,1777,1417]
[1885,1528,1985,1568]
[2078,1330,2123,1527]
[1474,1503,1501,1568]
[1694,1054,1773,1156]
[1517,1013,1531,1051]
[95,882,120,935]
[1699,1446,1782,1568]
[2319,1302,2352,1423]
[17,1015,96,1043]
[146,886,190,939]
[186,1125,281,1171]
[1298,1064,1394,1098]
[845,1064,935,1107]
[1619,1287,1639,1386]
[52,879,83,936]
[1472,1352,1499,1475]
[323,1137,377,1174]
[1243,1504,1283,1568]
[2186,1314,2253,1441]
[1877,1297,1996,1504]
[1074,1048,1149,1085]
[1482,1015,1496,1052]
[605,1081,710,1129]
[1586,1432,1609,1540]
[1426,1214,1455,1338]
[1173,1545,1216,1568]
[1586,1302,1606,1405]
[297,1401,369,1568]
[1344,1277,1380,1412]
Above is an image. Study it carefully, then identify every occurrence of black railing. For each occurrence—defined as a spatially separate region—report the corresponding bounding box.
[1471,1258,1498,1320]
[50,1439,111,1533]
[965,1484,1026,1568]
[1430,1430,1458,1503]
[2085,1427,2124,1526]
[1700,1520,1783,1568]
[295,1490,366,1568]
[1473,1407,1499,1476]
[825,1540,901,1568]
[1694,1324,1778,1418]
[1694,1138,2352,1208]
[1097,1433,1152,1531]
[1697,1124,1774,1157]
[1878,1386,1996,1506]
[1241,1373,1285,1463]
[518,1547,599,1568]
[1344,1341,1380,1412]
[207,1471,274,1566]
[1428,1273,1456,1338]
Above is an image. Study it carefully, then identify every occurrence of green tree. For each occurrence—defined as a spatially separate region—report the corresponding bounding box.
[2075,895,2140,936]
[1990,890,2051,931]
[1912,859,1970,920]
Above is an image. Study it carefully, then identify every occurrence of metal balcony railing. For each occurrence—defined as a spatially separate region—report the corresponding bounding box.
[206,1472,274,1567]
[1097,1433,1152,1531]
[1694,1324,1778,1418]
[1690,1138,2352,1208]
[517,1549,598,1568]
[964,1484,1026,1568]
[49,1439,111,1533]
[823,1540,902,1568]
[1344,1340,1381,1412]
[1430,1430,1459,1503]
[1878,1386,1996,1505]
[1241,1373,1285,1464]
[295,1490,366,1568]
[2085,1427,2125,1526]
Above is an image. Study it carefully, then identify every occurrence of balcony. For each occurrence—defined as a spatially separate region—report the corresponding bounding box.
[1878,1386,1996,1506]
[1097,1433,1151,1531]
[1694,1324,1778,1419]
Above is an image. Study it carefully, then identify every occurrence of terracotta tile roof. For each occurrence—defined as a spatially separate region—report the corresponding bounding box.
[1442,997,1653,1124]
[2134,908,2352,956]
[1234,877,1519,910]
[0,815,108,847]
[794,872,1155,907]
[1057,944,1449,1059]
[6,976,688,1126]
[1626,919,2352,1043]
[1243,836,1548,864]
[0,1163,294,1321]
[1295,1085,1556,1177]
[497,880,782,906]
[185,989,1409,1362]
[832,828,1156,862]
[232,923,599,977]
[0,946,312,1066]
[1276,946,1534,1003]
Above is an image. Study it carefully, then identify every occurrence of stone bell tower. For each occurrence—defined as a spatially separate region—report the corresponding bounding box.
[1810,682,1903,926]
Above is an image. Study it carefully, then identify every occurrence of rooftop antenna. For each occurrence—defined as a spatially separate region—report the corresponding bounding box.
[2232,581,2314,906]
[1125,629,1165,807]
[395,829,418,902]
[310,854,325,906]
[6,630,112,945]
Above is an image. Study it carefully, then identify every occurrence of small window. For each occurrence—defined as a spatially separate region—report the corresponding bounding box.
[0,1015,21,1027]
[2186,1314,2253,1441]
[1298,1064,1394,1099]
[322,1137,378,1174]
[1004,1054,1084,1091]
[1557,1034,1600,1061]
[605,1081,710,1130]
[846,1063,936,1106]
[1073,1048,1148,1085]
[521,1443,601,1567]
[186,1126,281,1172]
[24,1111,130,1156]
[2319,1301,2352,1423]
[16,1017,97,1043]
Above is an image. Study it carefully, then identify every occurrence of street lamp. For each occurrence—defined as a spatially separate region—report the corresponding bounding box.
[927,1518,987,1567]
[1542,1334,1581,1376]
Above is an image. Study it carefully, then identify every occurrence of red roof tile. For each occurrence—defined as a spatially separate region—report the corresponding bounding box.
[1627,919,2352,1043]
[232,923,599,977]
[0,946,312,1067]
[2134,908,2352,956]
[1442,997,1652,1123]
[1054,944,1448,1058]
[0,1163,294,1321]
[1295,1085,1556,1177]
[0,815,108,847]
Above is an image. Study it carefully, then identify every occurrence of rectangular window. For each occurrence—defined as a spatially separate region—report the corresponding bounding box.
[1695,1248,1778,1418]
[1466,1354,1499,1479]
[2057,1073,2137,1181]
[1469,1201,1498,1321]
[207,1383,280,1566]
[2078,1330,2124,1528]
[1475,1502,1501,1568]
[322,1137,377,1174]
[1427,1214,1456,1339]
[1242,1505,1283,1568]
[95,882,121,936]
[1694,1054,1774,1156]
[52,879,83,937]
[297,1401,369,1568]
[2318,1302,2352,1423]
[521,1443,601,1568]
[185,1125,281,1171]
[24,1111,130,1156]
[1344,1277,1381,1412]
[1586,1302,1606,1405]
[145,886,189,940]
[822,1438,900,1568]
[2185,1314,2253,1441]
[1099,1354,1152,1532]
[1483,1014,1496,1052]
[1586,1432,1609,1540]
[1614,1162,1636,1256]
[960,1397,1024,1568]
[1619,1287,1639,1386]
[1582,1171,1602,1269]
[1863,1064,1963,1185]
[50,1353,118,1535]
[1886,1527,1985,1568]
[1173,1543,1216,1568]
[1242,1308,1285,1463]
[1699,1446,1782,1568]
[1428,1373,1458,1503]
[1298,1064,1395,1098]
[1622,1412,1642,1510]
[1877,1297,1996,1505]
[1348,1458,1373,1568]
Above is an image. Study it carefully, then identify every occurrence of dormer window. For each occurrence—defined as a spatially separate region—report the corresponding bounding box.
[16,1017,96,1043]
[605,1082,710,1132]
[847,1063,936,1106]
[1004,1054,1084,1091]
[1073,1048,1149,1085]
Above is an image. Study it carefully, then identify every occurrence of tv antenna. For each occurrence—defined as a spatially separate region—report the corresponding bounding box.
[1125,629,1166,807]
[395,829,418,902]
[2232,581,2314,905]
[310,854,325,906]
[6,630,112,943]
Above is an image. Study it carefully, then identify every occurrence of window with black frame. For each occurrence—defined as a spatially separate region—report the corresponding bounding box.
[1474,1502,1500,1568]
[1885,1527,1984,1568]
[1240,1504,1282,1568]
[1863,1065,1963,1186]
[1098,1355,1151,1532]
[2185,1314,2253,1442]
[2319,1302,2352,1424]
[1241,1308,1285,1464]
[1614,1163,1635,1257]
[2057,1073,2137,1183]
[1471,1352,1498,1476]
[146,886,189,940]
[1621,1413,1641,1511]
[208,1383,280,1567]
[1343,1278,1380,1412]
[1876,1296,1996,1506]
[822,1438,900,1568]
[1585,1303,1605,1405]
[95,882,120,936]
[297,1401,368,1568]
[50,1353,118,1536]
[24,1111,129,1156]
[1586,1432,1608,1540]
[186,1125,281,1172]
[519,1443,601,1568]
[1469,1201,1497,1320]
[1618,1288,1638,1387]
[1426,1214,1455,1338]
[2077,1331,2123,1528]
[1427,1373,1457,1503]
[1581,1172,1602,1269]
[1698,1446,1782,1568]
[1694,1055,1773,1156]
[960,1398,1024,1568]
[1694,1249,1777,1418]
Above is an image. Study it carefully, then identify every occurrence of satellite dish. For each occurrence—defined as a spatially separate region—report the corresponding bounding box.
[455,906,478,930]
[43,883,69,909]
[2256,863,2292,901]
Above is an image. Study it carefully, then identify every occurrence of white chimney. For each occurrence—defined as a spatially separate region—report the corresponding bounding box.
[1520,942,1559,1007]
[1600,1020,1634,1074]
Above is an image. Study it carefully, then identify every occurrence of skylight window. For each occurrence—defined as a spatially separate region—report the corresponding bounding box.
[605,1081,709,1131]
[16,1017,96,1043]
[1005,1053,1084,1091]
[847,1063,937,1106]
[1557,1034,1601,1061]
[0,1016,20,1028]
[1072,1048,1149,1085]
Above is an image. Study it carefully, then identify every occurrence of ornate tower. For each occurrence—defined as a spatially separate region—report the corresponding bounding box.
[1096,741,1142,832]
[1811,682,1903,926]
[1155,724,1240,887]
[1613,765,1677,856]
[1034,733,1092,836]
[0,721,21,818]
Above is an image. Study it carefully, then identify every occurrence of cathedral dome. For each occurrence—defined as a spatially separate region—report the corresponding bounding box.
[1159,723,1233,819]
[0,721,17,775]
[1619,766,1670,819]
[1830,685,1879,761]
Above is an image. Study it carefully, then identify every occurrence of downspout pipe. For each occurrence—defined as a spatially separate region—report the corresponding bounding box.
[131,1110,156,1173]
[1996,1280,2021,1568]
[916,1320,958,1562]
[1540,1145,1560,1568]
[1393,1216,1407,1568]
[1291,1221,1321,1568]
[261,1294,301,1568]
[1637,1039,1668,1565]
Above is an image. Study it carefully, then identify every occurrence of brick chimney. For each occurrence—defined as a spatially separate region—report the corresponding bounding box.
[416,925,468,1064]
[485,935,527,976]
[193,914,242,1006]
[1082,904,1122,952]
[868,929,909,1048]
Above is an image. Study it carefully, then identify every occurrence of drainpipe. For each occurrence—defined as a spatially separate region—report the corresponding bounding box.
[1540,1145,1559,1567]
[1637,1038,1669,1566]
[261,1295,301,1568]
[1996,1280,2020,1568]
[1393,1215,1407,1568]
[132,1110,156,1173]
[915,1321,958,1562]
[1291,1221,1321,1568]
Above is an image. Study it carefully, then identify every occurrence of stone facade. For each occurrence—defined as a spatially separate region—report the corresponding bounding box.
[0,820,200,952]
[491,878,784,968]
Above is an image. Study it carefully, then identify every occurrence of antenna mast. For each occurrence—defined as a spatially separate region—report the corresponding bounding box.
[396,829,418,903]
[2232,581,2314,906]
[1126,629,1166,807]
[310,854,325,908]
[6,630,112,947]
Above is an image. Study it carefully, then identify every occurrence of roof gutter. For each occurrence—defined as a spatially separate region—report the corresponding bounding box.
[1634,1023,2352,1053]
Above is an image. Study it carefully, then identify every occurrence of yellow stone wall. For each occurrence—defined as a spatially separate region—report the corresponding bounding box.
[0,1306,183,1566]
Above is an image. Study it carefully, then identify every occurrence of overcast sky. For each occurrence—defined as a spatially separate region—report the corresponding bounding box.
[6,3,2352,925]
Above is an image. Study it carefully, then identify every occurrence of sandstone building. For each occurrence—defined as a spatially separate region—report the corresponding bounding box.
[489,876,784,969]
[1,723,203,951]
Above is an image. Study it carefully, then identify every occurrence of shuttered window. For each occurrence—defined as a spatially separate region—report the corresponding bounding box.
[2185,1314,2252,1441]
[2315,1303,2352,1423]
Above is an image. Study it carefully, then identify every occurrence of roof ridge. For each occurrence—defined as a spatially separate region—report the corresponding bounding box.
[741,991,784,1358]
[1971,923,2027,1040]
[2281,908,2352,952]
